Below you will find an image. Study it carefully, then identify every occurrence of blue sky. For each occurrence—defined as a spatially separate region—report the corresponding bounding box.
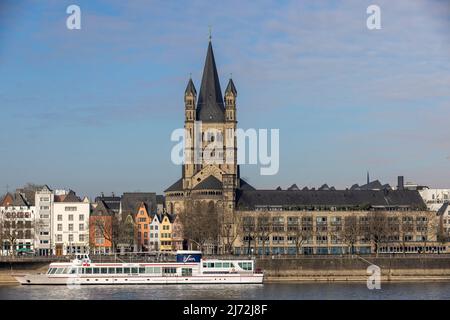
[1,0,449,198]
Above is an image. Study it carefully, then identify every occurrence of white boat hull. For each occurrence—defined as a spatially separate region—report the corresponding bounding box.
[15,273,264,285]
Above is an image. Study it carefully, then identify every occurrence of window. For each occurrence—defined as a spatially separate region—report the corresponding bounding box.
[238,262,252,271]
[79,235,85,242]
[108,268,116,274]
[40,206,49,210]
[163,267,177,275]
[116,268,123,274]
[79,214,84,221]
[69,224,73,231]
[68,234,74,242]
[57,224,62,231]
[68,214,74,221]
[93,268,100,274]
[101,268,107,274]
[57,235,62,242]
[124,267,130,274]
[79,224,84,231]
[182,268,192,276]
[57,215,63,221]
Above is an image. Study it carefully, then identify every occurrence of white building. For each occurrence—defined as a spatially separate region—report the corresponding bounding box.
[0,193,36,255]
[34,185,54,256]
[418,188,450,211]
[149,213,161,251]
[52,190,90,255]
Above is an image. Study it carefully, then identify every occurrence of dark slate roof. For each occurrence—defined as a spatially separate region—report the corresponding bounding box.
[236,189,427,210]
[164,178,183,192]
[350,184,360,190]
[437,202,449,216]
[225,78,237,96]
[196,41,225,122]
[359,180,383,190]
[319,184,330,191]
[185,78,197,96]
[302,187,309,191]
[121,192,157,215]
[287,184,300,191]
[276,186,282,191]
[91,200,114,217]
[62,190,81,203]
[156,195,165,205]
[94,196,121,212]
[4,193,30,207]
[193,176,222,190]
[239,179,256,191]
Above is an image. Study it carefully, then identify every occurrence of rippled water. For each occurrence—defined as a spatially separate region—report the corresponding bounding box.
[1,282,450,300]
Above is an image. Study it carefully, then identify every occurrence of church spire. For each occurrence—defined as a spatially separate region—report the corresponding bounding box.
[196,41,225,122]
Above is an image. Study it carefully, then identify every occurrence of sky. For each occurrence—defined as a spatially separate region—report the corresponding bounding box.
[1,0,449,199]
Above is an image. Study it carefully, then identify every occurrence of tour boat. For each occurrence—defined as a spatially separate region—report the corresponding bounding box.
[15,251,264,285]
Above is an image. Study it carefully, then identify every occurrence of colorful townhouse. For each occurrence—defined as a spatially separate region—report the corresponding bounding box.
[136,202,151,251]
[159,213,183,251]
[89,200,114,254]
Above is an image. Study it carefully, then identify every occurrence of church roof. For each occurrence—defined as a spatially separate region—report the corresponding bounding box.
[225,78,237,96]
[239,179,256,191]
[196,41,225,122]
[193,176,223,190]
[164,178,183,192]
[185,78,197,95]
[236,189,427,210]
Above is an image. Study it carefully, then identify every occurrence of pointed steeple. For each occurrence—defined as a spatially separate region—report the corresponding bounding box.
[196,41,225,122]
[225,78,237,96]
[367,171,370,185]
[185,77,196,96]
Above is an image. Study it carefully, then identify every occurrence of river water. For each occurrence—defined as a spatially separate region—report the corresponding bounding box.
[1,282,450,300]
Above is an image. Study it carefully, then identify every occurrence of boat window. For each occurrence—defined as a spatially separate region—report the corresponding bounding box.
[124,267,130,274]
[101,268,107,274]
[85,268,92,274]
[153,267,161,274]
[93,268,100,274]
[48,268,55,274]
[145,267,153,274]
[116,268,123,274]
[70,268,77,274]
[81,268,85,274]
[62,268,69,274]
[215,262,222,268]
[203,263,207,268]
[181,268,192,276]
[55,268,64,274]
[223,262,230,268]
[139,267,145,274]
[108,268,116,274]
[131,267,138,274]
[163,267,177,274]
[238,262,252,271]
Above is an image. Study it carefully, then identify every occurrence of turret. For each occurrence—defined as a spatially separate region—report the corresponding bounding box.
[225,78,237,122]
[185,78,196,122]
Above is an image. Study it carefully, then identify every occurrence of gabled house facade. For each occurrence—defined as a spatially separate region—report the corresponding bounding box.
[0,193,36,255]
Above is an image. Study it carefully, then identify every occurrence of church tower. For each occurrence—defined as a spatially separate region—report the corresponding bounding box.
[164,38,255,253]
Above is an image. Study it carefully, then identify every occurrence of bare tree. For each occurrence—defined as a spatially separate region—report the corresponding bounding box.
[287,216,313,255]
[93,215,120,253]
[117,214,137,253]
[255,211,272,257]
[367,211,390,256]
[179,200,220,253]
[342,215,360,255]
